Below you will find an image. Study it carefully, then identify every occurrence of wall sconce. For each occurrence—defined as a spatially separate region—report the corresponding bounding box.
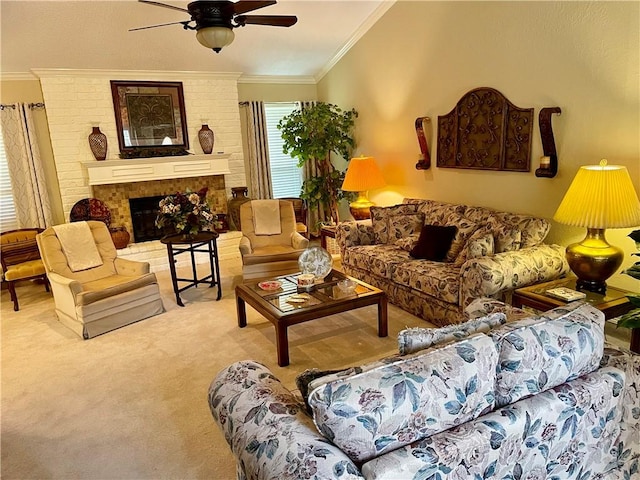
[414,117,431,170]
[341,156,386,220]
[536,106,561,178]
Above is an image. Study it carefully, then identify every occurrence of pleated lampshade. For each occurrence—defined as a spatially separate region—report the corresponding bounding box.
[554,160,640,228]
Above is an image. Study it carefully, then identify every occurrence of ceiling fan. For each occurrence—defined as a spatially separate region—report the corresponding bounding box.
[132,0,298,53]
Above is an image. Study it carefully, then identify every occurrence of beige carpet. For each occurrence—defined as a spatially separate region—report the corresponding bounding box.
[0,258,430,479]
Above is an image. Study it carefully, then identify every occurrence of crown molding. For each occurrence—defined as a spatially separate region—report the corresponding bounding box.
[30,69,242,81]
[315,0,396,83]
[238,75,316,85]
[1,72,39,81]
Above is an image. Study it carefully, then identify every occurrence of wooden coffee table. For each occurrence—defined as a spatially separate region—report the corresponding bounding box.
[235,270,387,366]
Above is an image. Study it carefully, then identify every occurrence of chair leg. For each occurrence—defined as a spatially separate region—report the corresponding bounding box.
[7,281,19,311]
[42,275,50,292]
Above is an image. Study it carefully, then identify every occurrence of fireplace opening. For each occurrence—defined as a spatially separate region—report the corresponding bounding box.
[129,196,165,243]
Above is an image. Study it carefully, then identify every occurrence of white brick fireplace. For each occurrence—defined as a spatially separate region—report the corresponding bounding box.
[35,69,246,270]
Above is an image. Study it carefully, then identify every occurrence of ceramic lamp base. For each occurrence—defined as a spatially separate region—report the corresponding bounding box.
[566,228,623,294]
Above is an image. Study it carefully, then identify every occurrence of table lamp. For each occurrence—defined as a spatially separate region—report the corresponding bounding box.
[553,159,640,293]
[341,156,386,220]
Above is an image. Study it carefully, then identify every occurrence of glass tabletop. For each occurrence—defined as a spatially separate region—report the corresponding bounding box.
[247,270,377,314]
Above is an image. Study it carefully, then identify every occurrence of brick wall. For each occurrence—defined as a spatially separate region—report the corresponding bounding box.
[36,70,247,221]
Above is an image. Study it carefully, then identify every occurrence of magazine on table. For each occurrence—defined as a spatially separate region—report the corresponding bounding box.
[546,287,587,302]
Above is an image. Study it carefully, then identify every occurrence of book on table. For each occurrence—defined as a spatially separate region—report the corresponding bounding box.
[546,287,587,302]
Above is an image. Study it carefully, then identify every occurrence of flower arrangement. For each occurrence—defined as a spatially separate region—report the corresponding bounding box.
[155,187,216,236]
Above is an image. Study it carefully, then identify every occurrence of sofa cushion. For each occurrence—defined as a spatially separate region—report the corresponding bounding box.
[392,260,461,304]
[387,212,424,244]
[370,204,419,244]
[410,224,457,261]
[398,312,507,355]
[361,366,625,480]
[489,302,605,407]
[307,334,498,463]
[342,245,411,279]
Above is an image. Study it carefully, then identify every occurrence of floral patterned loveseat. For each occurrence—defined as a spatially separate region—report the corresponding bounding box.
[336,198,569,326]
[209,302,639,480]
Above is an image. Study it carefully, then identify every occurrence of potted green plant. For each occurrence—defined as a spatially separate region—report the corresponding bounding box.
[617,229,640,352]
[278,102,358,225]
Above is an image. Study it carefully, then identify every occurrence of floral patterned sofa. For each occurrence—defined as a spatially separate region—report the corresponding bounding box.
[209,302,639,480]
[336,198,569,326]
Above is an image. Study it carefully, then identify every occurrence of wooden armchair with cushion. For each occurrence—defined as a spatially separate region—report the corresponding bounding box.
[36,221,164,339]
[239,200,309,279]
[1,228,50,311]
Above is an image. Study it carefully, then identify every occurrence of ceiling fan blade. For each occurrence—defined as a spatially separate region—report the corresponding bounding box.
[138,0,189,13]
[232,1,277,15]
[129,20,191,31]
[235,15,298,27]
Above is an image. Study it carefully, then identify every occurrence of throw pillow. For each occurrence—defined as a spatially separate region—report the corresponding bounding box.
[394,234,419,252]
[296,367,361,412]
[370,204,419,244]
[487,216,522,253]
[409,224,457,260]
[397,312,507,355]
[491,212,550,248]
[453,227,495,266]
[442,215,479,263]
[387,212,425,244]
[307,334,498,463]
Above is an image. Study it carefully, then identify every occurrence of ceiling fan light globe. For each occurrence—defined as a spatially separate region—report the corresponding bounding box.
[196,26,235,51]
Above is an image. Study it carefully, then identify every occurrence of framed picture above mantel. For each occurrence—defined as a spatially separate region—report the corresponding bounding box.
[110,80,189,159]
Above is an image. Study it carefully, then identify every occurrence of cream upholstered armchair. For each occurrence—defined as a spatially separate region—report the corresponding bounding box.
[239,200,309,279]
[36,221,164,339]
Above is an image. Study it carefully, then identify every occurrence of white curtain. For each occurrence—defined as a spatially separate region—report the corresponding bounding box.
[0,103,52,228]
[298,101,329,236]
[240,101,273,200]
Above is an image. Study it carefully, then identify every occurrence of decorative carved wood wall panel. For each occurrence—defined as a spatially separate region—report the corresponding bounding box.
[437,87,533,171]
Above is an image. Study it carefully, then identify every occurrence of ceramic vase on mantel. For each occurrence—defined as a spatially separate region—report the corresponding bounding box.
[88,126,108,161]
[198,124,215,154]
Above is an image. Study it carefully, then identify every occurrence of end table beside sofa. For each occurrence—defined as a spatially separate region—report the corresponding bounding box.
[209,300,639,479]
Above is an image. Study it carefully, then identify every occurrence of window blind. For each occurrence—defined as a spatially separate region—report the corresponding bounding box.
[0,132,18,232]
[264,102,303,199]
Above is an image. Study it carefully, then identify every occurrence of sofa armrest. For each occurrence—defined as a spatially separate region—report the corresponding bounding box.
[601,344,640,463]
[459,244,569,308]
[114,257,150,276]
[336,220,374,254]
[291,231,310,250]
[239,236,252,256]
[47,271,83,314]
[209,361,364,480]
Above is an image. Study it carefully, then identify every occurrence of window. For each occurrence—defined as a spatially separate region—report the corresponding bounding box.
[264,102,303,198]
[0,132,18,231]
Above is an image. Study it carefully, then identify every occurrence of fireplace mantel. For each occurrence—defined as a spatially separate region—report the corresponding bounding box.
[84,154,231,185]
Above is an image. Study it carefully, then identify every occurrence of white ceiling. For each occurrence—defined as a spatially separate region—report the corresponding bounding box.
[1,0,391,80]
